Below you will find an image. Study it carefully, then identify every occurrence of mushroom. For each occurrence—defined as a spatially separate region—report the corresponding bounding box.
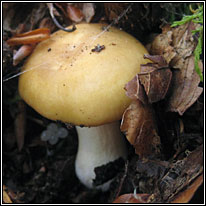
[18,23,149,191]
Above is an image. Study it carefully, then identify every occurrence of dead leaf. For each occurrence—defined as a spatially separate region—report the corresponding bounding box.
[167,57,203,115]
[124,75,148,104]
[67,5,84,23]
[6,28,50,46]
[3,184,26,204]
[104,3,128,22]
[123,55,171,158]
[3,3,48,33]
[82,3,95,23]
[125,54,172,104]
[170,22,197,68]
[13,44,35,66]
[29,3,49,30]
[54,3,69,18]
[149,28,176,64]
[139,54,172,103]
[140,68,172,103]
[113,193,151,203]
[143,54,168,68]
[150,23,197,66]
[148,22,203,115]
[39,17,56,32]
[3,185,12,203]
[121,100,161,158]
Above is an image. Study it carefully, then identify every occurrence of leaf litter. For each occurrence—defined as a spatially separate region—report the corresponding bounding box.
[148,21,203,115]
[117,12,203,204]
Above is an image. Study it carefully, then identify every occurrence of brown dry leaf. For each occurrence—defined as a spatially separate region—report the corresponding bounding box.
[3,185,25,204]
[149,25,176,64]
[167,57,203,115]
[6,28,50,46]
[82,3,95,23]
[3,185,12,203]
[121,100,161,158]
[67,5,84,23]
[124,74,148,104]
[171,174,203,203]
[3,3,48,33]
[170,22,197,68]
[113,193,151,203]
[123,55,172,157]
[52,3,84,26]
[104,3,128,22]
[54,3,69,18]
[39,17,57,32]
[148,22,203,115]
[139,54,172,103]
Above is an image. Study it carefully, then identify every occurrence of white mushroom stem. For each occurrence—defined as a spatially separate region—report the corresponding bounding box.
[75,121,127,191]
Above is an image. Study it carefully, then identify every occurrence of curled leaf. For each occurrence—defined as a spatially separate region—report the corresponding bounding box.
[14,28,50,38]
[148,22,203,115]
[143,54,168,68]
[125,54,172,104]
[139,54,172,103]
[170,22,197,68]
[13,44,35,66]
[121,100,161,158]
[167,56,203,115]
[67,5,84,23]
[149,27,176,64]
[124,74,148,104]
[7,28,50,46]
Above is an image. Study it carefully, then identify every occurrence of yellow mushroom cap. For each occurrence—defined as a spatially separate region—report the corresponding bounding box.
[19,23,149,126]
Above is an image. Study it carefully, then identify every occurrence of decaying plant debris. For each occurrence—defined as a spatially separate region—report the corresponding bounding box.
[112,145,203,203]
[3,2,203,204]
[121,100,161,159]
[148,22,203,115]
